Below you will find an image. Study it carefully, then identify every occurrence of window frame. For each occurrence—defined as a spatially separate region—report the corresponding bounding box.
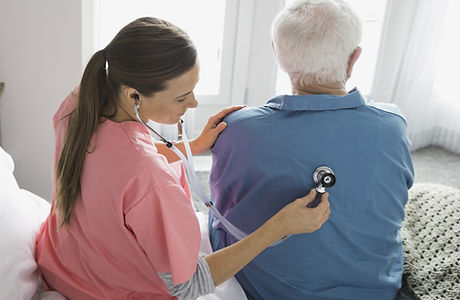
[81,0,239,107]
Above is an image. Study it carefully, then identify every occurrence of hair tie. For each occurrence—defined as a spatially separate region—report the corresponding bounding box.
[102,49,109,76]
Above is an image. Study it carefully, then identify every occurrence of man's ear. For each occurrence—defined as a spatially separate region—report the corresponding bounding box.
[346,46,362,79]
[272,41,277,57]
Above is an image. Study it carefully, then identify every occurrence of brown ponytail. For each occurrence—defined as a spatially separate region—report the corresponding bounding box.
[54,17,197,226]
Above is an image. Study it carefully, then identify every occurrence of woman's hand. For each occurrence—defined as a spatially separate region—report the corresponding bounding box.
[156,105,245,163]
[191,105,246,154]
[271,189,331,237]
[205,189,330,286]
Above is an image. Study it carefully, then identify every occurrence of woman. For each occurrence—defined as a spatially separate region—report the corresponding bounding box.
[35,17,330,299]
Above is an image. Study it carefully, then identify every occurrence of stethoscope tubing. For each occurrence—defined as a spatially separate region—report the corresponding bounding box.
[134,103,252,241]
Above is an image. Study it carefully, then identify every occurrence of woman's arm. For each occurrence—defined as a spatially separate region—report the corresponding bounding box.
[157,190,329,299]
[205,190,330,286]
[156,105,245,163]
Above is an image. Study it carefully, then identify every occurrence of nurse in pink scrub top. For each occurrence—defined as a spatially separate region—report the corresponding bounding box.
[35,17,330,300]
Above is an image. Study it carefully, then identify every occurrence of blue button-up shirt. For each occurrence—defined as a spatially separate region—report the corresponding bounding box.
[209,89,414,300]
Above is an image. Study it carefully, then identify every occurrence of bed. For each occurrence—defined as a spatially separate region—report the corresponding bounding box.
[0,146,65,299]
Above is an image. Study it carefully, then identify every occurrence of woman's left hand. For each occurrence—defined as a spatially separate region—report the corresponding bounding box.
[191,105,246,154]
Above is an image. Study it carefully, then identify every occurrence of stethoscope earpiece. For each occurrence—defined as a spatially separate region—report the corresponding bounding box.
[131,93,140,102]
[133,100,174,148]
[307,166,335,208]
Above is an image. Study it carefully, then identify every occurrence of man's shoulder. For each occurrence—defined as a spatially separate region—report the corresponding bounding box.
[212,105,275,151]
[224,106,275,126]
[364,100,407,123]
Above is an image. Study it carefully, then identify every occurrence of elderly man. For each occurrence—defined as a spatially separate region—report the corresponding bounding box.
[208,0,414,299]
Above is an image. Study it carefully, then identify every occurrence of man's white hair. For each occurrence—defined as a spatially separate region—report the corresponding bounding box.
[271,0,362,86]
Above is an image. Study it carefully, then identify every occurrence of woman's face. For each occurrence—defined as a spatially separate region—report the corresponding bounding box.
[140,63,199,125]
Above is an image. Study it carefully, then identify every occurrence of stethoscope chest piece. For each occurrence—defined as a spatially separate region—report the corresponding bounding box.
[308,166,336,208]
[313,166,336,191]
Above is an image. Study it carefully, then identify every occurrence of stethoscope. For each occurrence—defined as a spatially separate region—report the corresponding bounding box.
[308,166,336,208]
[133,95,247,241]
[133,94,335,244]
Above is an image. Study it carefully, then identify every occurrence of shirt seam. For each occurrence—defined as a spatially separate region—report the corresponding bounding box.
[226,108,279,128]
[124,183,184,215]
[116,124,185,213]
[118,123,172,187]
[366,104,408,125]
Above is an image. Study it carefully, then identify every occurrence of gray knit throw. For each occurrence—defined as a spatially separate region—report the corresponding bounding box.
[401,183,460,300]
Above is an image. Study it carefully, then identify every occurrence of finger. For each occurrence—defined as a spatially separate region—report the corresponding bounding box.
[318,204,330,223]
[321,208,331,223]
[316,193,330,212]
[213,105,246,120]
[213,122,227,134]
[322,205,331,219]
[300,189,317,206]
[207,106,245,128]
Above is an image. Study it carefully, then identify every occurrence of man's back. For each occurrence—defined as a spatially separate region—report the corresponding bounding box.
[209,89,414,300]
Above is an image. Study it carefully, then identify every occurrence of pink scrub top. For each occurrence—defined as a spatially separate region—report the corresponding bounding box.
[35,88,201,299]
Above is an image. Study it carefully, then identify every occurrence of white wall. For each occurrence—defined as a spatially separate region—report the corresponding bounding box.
[0,0,82,200]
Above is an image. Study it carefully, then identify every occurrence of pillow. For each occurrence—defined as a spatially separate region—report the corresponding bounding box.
[401,183,460,300]
[0,147,51,300]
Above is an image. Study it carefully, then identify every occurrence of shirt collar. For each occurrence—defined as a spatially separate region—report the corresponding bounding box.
[265,88,365,111]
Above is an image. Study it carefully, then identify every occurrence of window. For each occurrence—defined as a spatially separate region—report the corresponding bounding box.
[82,0,240,137]
[275,0,388,96]
[82,0,390,136]
[84,0,237,105]
[432,0,460,111]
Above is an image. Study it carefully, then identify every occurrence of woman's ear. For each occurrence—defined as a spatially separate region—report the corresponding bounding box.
[346,46,362,79]
[120,85,139,105]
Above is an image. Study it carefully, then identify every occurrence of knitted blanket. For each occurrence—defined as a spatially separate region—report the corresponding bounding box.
[401,183,460,300]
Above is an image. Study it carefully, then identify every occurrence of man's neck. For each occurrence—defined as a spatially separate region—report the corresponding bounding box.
[292,81,347,96]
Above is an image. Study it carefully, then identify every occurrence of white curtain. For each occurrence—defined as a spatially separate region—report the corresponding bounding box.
[389,0,460,154]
